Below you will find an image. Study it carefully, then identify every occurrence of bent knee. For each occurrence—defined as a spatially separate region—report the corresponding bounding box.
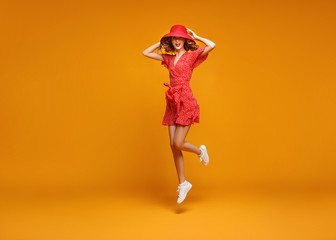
[173,140,184,150]
[170,142,178,150]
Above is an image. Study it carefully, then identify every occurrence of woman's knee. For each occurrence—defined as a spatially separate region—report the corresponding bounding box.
[170,141,179,150]
[173,140,184,150]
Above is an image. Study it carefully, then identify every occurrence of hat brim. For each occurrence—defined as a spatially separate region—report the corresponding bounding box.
[160,33,195,44]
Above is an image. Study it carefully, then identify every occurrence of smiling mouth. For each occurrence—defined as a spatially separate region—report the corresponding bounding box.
[176,43,181,47]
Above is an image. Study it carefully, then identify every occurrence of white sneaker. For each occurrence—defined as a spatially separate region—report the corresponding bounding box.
[177,180,192,204]
[198,145,209,166]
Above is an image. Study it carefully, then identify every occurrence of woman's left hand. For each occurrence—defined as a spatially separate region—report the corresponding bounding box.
[186,27,197,40]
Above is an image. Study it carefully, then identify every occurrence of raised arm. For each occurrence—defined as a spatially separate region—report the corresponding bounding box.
[142,42,164,61]
[186,28,216,57]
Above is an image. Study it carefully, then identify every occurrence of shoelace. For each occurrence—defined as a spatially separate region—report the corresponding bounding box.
[177,184,187,193]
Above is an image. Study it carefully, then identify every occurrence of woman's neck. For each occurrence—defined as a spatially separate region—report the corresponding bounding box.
[175,49,186,56]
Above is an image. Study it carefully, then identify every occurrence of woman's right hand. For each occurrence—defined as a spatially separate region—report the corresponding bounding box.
[186,27,197,40]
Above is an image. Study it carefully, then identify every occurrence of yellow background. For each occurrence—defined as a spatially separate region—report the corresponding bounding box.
[1,0,335,239]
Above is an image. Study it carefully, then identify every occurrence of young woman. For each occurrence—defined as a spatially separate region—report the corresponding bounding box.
[142,25,216,204]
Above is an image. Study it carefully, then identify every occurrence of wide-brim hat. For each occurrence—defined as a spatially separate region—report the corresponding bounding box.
[160,25,196,44]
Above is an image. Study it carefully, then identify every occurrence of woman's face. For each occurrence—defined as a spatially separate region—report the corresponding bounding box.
[172,36,185,50]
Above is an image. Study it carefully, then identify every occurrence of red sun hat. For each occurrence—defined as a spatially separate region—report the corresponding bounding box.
[160,25,196,44]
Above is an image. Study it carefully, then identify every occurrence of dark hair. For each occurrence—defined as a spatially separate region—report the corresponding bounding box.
[158,36,199,54]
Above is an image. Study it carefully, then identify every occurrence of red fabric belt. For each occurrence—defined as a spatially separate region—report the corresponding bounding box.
[163,82,192,114]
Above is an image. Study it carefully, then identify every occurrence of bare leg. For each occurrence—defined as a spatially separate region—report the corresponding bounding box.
[168,125,185,184]
[174,124,202,155]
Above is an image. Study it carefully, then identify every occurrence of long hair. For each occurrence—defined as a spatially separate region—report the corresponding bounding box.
[158,36,199,54]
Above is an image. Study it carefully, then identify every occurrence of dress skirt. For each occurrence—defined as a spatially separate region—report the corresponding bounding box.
[162,82,200,126]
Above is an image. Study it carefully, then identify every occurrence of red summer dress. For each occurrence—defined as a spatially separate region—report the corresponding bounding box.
[161,46,209,126]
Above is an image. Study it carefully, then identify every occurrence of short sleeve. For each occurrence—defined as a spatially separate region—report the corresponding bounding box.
[190,46,208,69]
[161,54,170,69]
